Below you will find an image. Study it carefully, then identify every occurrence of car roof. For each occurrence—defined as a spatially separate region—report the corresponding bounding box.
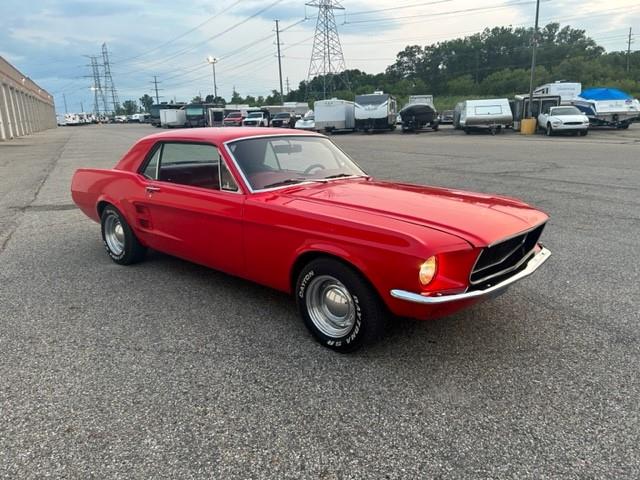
[139,127,322,145]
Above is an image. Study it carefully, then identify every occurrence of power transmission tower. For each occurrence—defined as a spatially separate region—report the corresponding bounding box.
[306,0,349,99]
[275,19,284,104]
[102,43,120,114]
[87,55,107,116]
[151,76,163,103]
[627,28,633,72]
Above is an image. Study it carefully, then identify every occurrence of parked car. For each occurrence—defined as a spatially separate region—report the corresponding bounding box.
[71,128,551,353]
[223,111,244,127]
[295,112,315,130]
[242,110,269,127]
[114,115,128,123]
[440,110,454,124]
[270,112,297,128]
[538,105,590,136]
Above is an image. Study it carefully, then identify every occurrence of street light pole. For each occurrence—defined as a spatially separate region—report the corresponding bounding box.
[207,56,218,101]
[527,0,541,118]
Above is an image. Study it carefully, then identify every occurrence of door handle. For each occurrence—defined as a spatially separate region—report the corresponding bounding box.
[145,185,161,193]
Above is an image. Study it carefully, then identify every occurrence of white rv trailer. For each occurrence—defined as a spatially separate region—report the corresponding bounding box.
[160,108,187,128]
[354,91,397,132]
[313,98,355,132]
[534,82,581,104]
[458,99,513,134]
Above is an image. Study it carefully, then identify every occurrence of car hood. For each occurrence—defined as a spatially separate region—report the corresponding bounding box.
[550,114,588,122]
[283,179,548,247]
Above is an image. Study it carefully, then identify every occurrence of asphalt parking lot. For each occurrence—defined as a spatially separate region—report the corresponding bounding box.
[1,123,639,479]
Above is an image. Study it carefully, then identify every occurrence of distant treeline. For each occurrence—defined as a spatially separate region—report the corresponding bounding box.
[245,23,638,110]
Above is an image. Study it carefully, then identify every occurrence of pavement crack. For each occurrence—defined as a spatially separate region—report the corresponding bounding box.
[0,132,74,255]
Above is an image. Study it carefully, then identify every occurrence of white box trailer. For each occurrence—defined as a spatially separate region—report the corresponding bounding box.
[314,98,355,132]
[534,82,581,104]
[458,98,513,134]
[160,108,186,128]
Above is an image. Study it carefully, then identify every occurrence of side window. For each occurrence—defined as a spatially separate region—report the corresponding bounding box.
[220,160,239,192]
[142,145,161,179]
[157,143,221,190]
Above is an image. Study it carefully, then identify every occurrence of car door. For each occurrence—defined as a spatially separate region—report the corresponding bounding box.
[135,141,245,277]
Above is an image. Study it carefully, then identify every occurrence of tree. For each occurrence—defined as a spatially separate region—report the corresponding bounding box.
[120,100,138,115]
[139,94,154,113]
[191,95,203,104]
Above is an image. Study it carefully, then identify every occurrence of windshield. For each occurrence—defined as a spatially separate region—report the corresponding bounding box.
[226,112,241,118]
[275,113,290,118]
[228,136,366,191]
[355,94,388,106]
[551,107,581,115]
[247,112,263,118]
[186,106,204,115]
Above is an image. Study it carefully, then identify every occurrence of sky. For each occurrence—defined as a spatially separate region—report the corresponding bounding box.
[1,0,638,113]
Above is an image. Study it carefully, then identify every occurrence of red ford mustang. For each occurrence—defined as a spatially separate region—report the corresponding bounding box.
[71,127,551,352]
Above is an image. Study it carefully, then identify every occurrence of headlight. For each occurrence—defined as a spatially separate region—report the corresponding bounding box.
[419,256,438,286]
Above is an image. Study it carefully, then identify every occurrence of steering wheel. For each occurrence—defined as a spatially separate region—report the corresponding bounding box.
[303,163,326,175]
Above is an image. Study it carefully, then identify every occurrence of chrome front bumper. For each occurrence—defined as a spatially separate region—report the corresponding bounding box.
[390,246,551,305]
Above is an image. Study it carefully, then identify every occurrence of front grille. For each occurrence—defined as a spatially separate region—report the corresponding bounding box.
[470,223,546,285]
[564,122,582,125]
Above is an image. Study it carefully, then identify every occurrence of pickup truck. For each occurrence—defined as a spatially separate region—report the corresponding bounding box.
[242,111,269,127]
[538,106,590,136]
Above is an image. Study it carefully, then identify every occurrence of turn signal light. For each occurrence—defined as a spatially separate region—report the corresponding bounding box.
[419,256,437,286]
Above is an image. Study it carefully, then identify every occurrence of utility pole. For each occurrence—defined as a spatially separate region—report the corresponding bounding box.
[63,93,68,113]
[627,27,633,72]
[80,100,84,113]
[286,77,291,95]
[151,76,162,104]
[526,0,541,118]
[207,56,218,100]
[275,19,284,104]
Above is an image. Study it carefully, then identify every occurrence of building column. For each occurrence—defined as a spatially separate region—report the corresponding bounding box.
[1,83,14,138]
[20,91,30,135]
[0,84,6,141]
[9,87,22,137]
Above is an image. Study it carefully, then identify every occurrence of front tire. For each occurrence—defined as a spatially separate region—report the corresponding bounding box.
[546,123,553,136]
[100,205,146,265]
[580,129,588,136]
[296,258,386,353]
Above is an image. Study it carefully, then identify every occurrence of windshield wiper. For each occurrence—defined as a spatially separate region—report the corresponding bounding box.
[262,178,307,189]
[323,173,360,180]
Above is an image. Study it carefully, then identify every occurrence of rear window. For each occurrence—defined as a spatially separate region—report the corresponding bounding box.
[474,105,502,115]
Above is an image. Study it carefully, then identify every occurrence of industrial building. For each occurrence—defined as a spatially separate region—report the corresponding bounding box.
[0,56,56,141]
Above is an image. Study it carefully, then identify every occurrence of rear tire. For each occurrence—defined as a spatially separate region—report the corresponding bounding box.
[296,258,386,353]
[100,205,146,265]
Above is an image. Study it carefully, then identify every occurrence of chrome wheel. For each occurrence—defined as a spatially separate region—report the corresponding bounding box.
[104,214,125,256]
[305,275,356,338]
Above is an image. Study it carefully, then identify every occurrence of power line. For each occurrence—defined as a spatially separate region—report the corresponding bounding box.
[114,0,244,67]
